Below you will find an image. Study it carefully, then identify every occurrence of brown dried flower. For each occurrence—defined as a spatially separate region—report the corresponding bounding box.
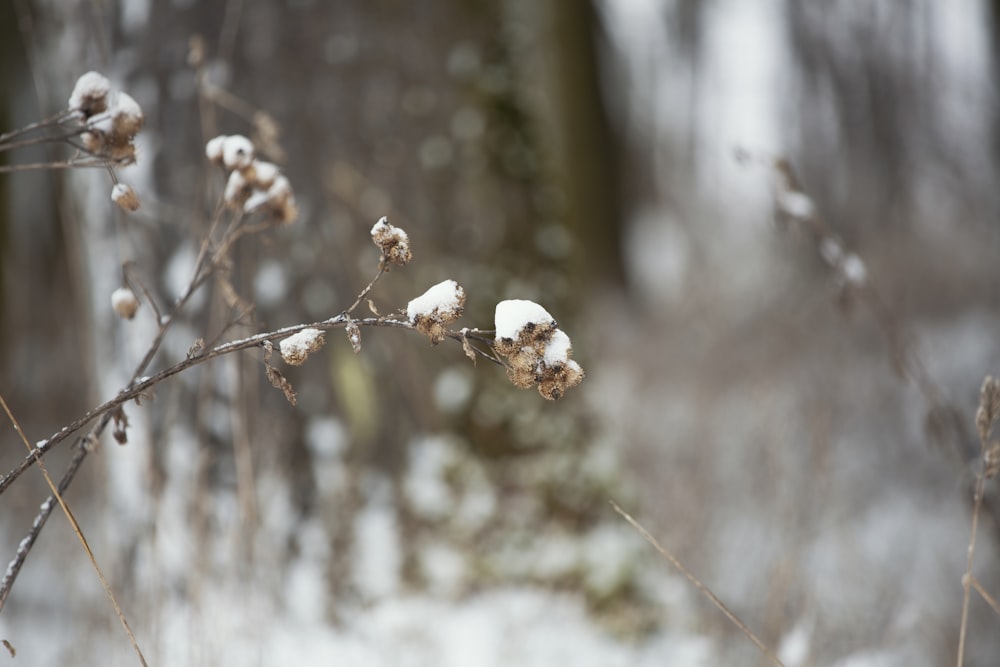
[370,216,412,267]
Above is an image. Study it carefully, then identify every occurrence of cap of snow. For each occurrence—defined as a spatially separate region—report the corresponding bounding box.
[280,328,326,365]
[111,183,140,211]
[543,329,573,366]
[68,71,111,113]
[842,253,867,286]
[407,280,464,322]
[494,299,554,340]
[111,287,140,319]
[222,135,255,170]
[206,135,227,162]
[110,91,144,136]
[224,169,249,206]
[250,160,280,188]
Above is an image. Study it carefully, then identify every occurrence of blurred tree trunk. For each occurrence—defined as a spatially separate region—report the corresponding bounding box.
[515,0,627,290]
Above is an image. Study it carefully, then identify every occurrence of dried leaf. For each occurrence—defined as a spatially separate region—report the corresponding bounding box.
[462,332,477,363]
[263,340,297,405]
[367,299,380,316]
[346,319,362,354]
[2,639,15,658]
[187,337,206,358]
[265,363,297,406]
[112,406,129,446]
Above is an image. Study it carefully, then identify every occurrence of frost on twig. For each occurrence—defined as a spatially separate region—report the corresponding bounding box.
[493,299,585,400]
[407,279,466,344]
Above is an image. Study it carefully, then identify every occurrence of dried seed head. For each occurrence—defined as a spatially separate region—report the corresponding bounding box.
[537,359,585,400]
[224,169,252,210]
[407,279,466,344]
[109,91,144,142]
[111,183,140,212]
[370,216,412,267]
[491,301,584,399]
[221,135,255,170]
[68,71,111,117]
[72,82,143,163]
[206,135,227,165]
[243,173,298,224]
[111,287,140,320]
[279,328,326,365]
[246,159,280,189]
[493,299,556,354]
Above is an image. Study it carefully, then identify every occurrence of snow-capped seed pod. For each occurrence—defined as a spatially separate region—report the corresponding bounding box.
[111,287,140,320]
[538,359,585,401]
[841,253,867,287]
[370,216,412,267]
[111,183,140,212]
[246,159,280,189]
[68,71,111,117]
[775,189,815,221]
[279,328,326,365]
[406,279,466,344]
[108,91,144,141]
[224,169,252,209]
[206,135,228,165]
[221,135,255,170]
[493,299,556,354]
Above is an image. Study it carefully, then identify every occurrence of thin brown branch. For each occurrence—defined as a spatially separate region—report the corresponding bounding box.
[0,109,79,144]
[610,499,785,667]
[0,395,148,666]
[957,471,985,667]
[970,576,1000,618]
[0,157,130,173]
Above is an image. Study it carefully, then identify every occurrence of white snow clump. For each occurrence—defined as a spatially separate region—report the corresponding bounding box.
[280,328,326,366]
[68,71,111,116]
[111,183,140,212]
[492,299,583,400]
[407,279,466,344]
[494,299,555,342]
[206,135,298,224]
[111,287,140,320]
[370,216,412,267]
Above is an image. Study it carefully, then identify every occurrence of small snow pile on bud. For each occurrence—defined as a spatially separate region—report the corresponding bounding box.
[207,135,298,224]
[775,189,815,221]
[841,253,867,287]
[111,287,140,320]
[68,71,111,117]
[493,299,584,400]
[819,236,844,267]
[68,72,144,164]
[407,279,466,344]
[370,216,412,267]
[279,328,326,365]
[111,183,140,212]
